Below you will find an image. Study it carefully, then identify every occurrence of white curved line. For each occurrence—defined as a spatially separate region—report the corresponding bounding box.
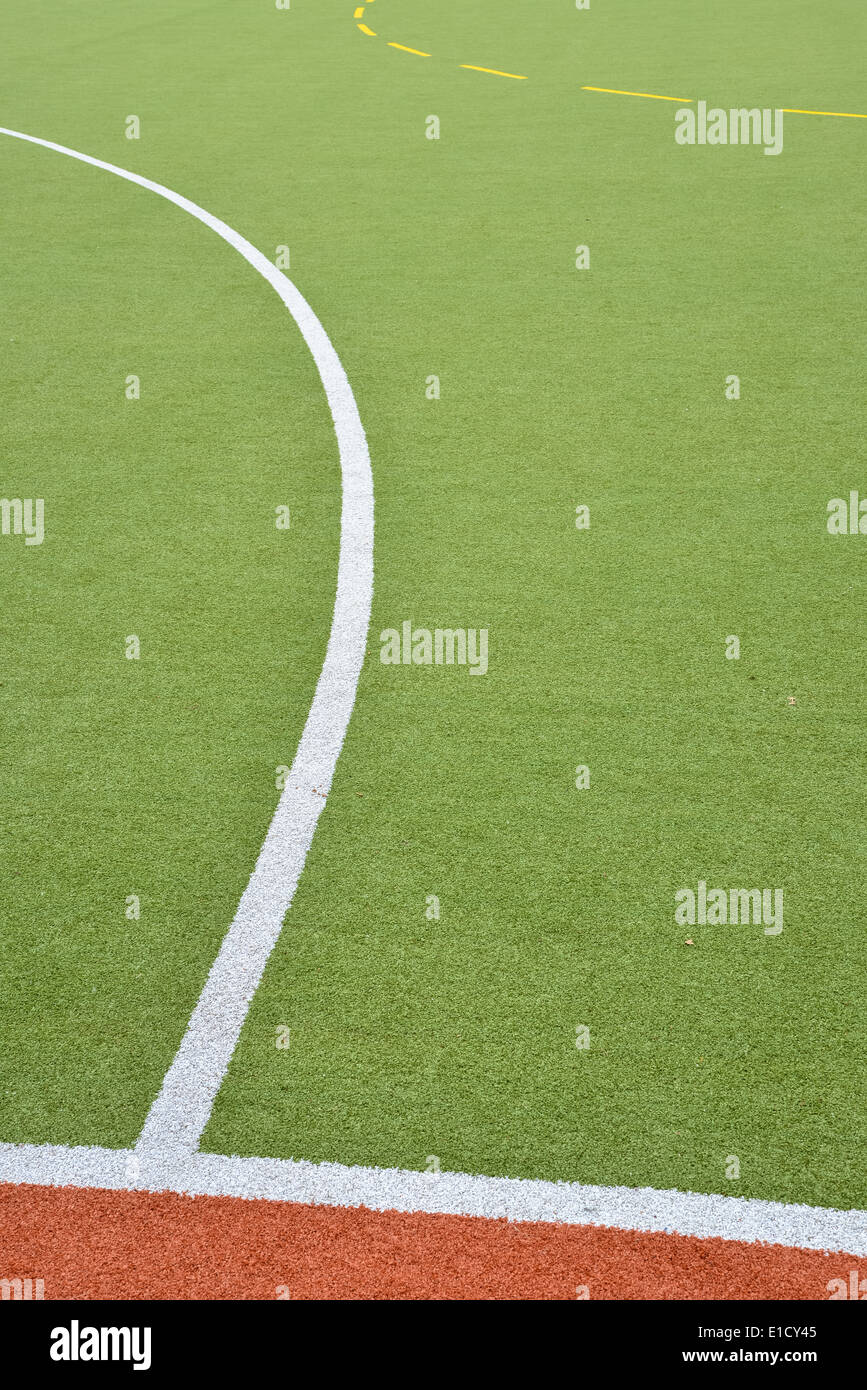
[0,128,374,1158]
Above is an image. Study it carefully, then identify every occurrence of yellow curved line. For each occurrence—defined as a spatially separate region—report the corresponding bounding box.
[389,42,431,57]
[357,23,376,36]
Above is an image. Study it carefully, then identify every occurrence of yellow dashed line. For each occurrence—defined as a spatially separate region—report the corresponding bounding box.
[781,106,867,118]
[389,42,431,57]
[461,64,527,80]
[350,8,866,116]
[582,86,692,103]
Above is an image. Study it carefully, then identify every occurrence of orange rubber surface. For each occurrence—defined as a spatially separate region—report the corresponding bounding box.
[1,1182,861,1300]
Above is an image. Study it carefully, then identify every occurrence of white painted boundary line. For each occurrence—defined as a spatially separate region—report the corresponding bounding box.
[0,1142,865,1254]
[0,128,374,1159]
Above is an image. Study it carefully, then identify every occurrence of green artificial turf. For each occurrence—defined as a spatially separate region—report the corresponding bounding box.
[0,0,863,1208]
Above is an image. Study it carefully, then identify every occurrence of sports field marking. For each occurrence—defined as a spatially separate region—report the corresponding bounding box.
[582,85,693,103]
[780,106,867,118]
[389,42,431,57]
[460,64,527,80]
[583,87,867,118]
[0,126,375,1162]
[351,1,526,79]
[350,3,867,115]
[0,1141,865,1254]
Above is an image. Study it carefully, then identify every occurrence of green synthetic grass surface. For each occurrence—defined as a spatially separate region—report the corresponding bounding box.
[0,1,863,1207]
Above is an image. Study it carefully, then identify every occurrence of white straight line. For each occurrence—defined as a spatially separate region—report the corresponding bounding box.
[0,128,374,1160]
[0,1143,865,1255]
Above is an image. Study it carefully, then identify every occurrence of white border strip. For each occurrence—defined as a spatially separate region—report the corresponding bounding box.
[0,127,374,1159]
[0,1143,865,1254]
